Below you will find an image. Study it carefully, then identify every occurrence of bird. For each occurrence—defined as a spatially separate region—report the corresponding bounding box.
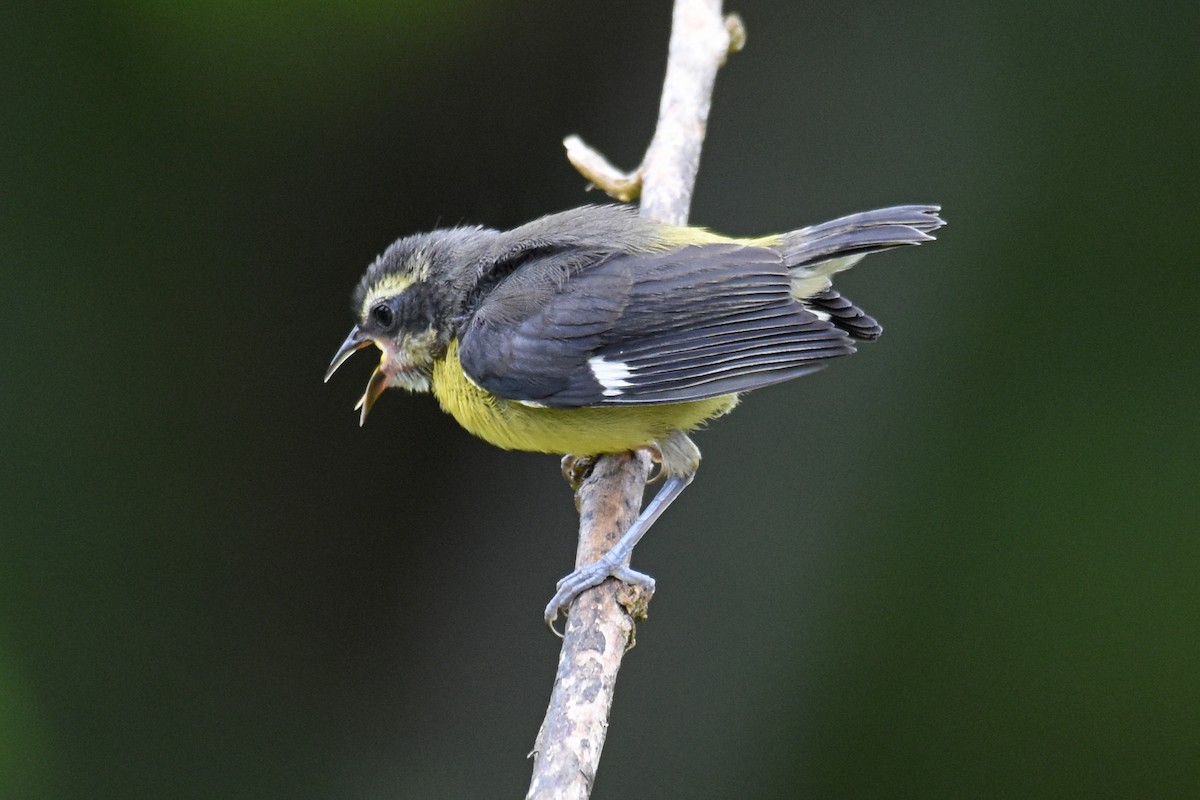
[325,203,944,629]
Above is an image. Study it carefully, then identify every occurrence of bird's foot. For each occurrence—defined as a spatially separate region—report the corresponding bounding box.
[544,554,656,635]
[560,454,596,491]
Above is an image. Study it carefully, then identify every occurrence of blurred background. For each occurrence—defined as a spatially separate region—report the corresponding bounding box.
[3,1,1197,797]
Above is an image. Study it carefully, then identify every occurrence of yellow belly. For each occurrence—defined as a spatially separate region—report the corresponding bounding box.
[430,340,737,456]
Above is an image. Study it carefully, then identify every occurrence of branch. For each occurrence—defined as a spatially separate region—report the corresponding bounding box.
[527,3,742,798]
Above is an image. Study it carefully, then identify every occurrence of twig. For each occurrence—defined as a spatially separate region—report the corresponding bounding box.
[526,3,741,798]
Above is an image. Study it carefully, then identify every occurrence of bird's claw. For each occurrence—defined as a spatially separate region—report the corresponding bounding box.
[543,555,656,635]
[560,454,596,490]
[643,446,665,484]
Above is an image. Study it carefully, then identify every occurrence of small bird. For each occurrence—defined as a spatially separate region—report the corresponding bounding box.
[326,204,944,628]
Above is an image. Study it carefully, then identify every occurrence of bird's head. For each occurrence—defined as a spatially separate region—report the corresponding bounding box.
[325,227,490,424]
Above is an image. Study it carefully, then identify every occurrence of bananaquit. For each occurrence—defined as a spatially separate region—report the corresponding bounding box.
[326,204,944,626]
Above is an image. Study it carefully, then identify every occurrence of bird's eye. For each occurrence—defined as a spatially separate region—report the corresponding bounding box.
[371,303,395,329]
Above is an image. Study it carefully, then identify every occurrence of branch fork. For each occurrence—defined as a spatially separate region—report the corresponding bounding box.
[562,12,744,205]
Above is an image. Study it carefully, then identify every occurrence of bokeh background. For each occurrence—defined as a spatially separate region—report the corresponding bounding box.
[3,1,1198,797]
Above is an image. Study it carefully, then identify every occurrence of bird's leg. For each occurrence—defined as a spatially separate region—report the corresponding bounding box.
[543,469,695,631]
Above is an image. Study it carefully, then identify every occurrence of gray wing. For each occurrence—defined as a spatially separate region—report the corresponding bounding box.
[457,242,855,408]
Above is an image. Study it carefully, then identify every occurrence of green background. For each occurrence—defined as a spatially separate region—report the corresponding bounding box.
[3,1,1197,797]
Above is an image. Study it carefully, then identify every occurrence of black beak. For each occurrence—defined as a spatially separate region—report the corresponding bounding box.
[324,325,371,383]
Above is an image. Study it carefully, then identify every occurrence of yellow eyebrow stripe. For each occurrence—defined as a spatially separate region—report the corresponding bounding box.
[361,273,414,319]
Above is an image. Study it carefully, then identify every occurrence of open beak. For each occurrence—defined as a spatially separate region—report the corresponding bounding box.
[324,325,372,383]
[325,325,389,426]
[353,365,389,426]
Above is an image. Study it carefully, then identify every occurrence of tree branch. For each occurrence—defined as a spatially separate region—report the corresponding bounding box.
[526,3,741,798]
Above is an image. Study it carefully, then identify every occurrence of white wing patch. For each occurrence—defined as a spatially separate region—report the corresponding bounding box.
[588,356,634,397]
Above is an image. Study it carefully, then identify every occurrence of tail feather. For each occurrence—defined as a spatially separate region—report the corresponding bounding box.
[776,204,944,299]
[776,205,943,271]
[775,204,944,339]
[793,204,944,243]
